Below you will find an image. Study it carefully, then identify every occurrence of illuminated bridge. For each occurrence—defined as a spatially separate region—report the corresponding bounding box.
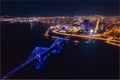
[1,37,65,80]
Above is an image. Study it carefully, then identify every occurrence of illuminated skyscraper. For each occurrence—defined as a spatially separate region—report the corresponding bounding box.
[82,20,89,31]
[94,18,99,34]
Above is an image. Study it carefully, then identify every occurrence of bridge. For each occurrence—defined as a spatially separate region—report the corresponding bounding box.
[1,37,65,80]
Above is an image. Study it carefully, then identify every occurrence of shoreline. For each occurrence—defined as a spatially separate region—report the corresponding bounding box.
[44,29,120,47]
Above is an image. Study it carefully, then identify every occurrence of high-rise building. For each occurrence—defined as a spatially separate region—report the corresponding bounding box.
[94,19,99,34]
[82,20,89,31]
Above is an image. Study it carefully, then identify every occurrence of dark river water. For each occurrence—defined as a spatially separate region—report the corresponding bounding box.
[1,22,119,79]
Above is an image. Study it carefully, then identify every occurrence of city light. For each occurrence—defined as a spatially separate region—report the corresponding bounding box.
[89,29,94,36]
[1,0,119,79]
[90,29,94,33]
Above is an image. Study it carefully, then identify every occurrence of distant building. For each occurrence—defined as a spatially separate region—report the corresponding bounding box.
[94,19,100,34]
[82,20,89,31]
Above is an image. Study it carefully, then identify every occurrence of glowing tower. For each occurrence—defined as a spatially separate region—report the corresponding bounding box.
[82,20,89,31]
[94,18,99,34]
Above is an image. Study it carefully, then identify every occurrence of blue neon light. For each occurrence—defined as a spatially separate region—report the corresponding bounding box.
[1,37,65,79]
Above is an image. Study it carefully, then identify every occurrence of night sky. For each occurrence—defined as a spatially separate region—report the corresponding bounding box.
[1,0,119,16]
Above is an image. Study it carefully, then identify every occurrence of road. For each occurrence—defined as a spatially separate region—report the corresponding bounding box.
[48,29,120,47]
